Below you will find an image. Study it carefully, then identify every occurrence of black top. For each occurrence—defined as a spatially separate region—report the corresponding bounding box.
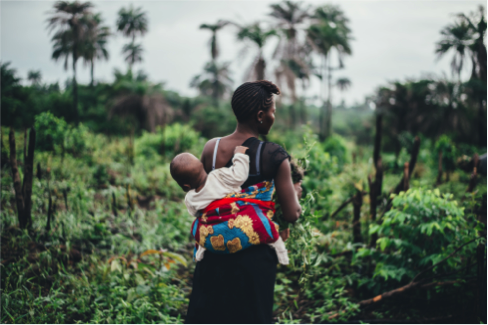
[185,139,290,324]
[225,137,290,188]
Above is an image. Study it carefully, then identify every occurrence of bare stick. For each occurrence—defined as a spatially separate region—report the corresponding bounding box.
[436,151,443,185]
[403,162,409,191]
[352,189,363,243]
[467,153,479,193]
[22,128,36,229]
[411,238,478,283]
[373,114,382,168]
[9,128,25,228]
[359,238,478,307]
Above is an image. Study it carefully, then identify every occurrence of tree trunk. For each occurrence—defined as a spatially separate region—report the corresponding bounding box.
[23,128,36,229]
[373,114,382,168]
[394,137,420,193]
[436,151,443,185]
[369,158,383,248]
[319,55,326,141]
[352,189,363,243]
[72,49,79,125]
[256,56,266,81]
[325,54,333,138]
[90,59,95,87]
[9,129,25,228]
[112,192,118,217]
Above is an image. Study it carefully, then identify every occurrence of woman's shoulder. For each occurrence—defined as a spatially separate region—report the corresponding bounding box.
[263,141,290,159]
[201,137,220,159]
[261,141,291,173]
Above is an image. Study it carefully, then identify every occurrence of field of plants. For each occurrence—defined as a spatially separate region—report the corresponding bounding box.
[1,111,486,323]
[1,0,487,323]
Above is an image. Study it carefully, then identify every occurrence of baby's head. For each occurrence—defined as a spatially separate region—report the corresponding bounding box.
[170,153,206,192]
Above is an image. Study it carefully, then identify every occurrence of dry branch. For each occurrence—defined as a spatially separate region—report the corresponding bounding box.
[436,151,443,185]
[323,191,368,220]
[359,238,478,308]
[9,129,26,228]
[393,137,420,194]
[352,189,363,243]
[467,153,479,193]
[22,128,36,229]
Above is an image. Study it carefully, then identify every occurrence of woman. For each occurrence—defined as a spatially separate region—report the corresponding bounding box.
[185,80,301,324]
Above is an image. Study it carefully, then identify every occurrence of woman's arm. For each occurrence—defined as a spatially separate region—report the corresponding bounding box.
[274,159,301,223]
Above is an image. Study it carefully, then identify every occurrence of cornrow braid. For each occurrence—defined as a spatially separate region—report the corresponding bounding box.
[231,80,281,122]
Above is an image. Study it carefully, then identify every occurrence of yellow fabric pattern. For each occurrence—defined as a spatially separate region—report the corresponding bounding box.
[199,225,214,247]
[230,202,239,215]
[234,215,260,245]
[266,210,274,219]
[210,234,225,251]
[226,237,242,253]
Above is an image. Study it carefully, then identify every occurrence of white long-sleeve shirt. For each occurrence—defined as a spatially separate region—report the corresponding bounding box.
[184,153,249,217]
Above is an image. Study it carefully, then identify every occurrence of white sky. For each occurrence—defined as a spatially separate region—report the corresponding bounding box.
[1,0,484,106]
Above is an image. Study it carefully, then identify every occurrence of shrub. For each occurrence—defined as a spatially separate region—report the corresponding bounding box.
[135,123,201,160]
[322,134,349,166]
[34,112,67,152]
[434,135,457,172]
[356,188,478,293]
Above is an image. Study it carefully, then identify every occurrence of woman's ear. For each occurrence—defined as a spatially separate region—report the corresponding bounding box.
[256,110,264,123]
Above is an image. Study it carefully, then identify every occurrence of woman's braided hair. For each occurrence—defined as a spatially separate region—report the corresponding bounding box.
[231,80,281,122]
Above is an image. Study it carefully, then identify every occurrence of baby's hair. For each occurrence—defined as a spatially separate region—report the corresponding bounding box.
[231,80,281,122]
[170,153,198,184]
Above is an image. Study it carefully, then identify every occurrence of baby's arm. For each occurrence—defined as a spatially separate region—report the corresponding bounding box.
[217,146,249,187]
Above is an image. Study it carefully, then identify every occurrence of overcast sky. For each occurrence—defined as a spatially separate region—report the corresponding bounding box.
[1,0,484,106]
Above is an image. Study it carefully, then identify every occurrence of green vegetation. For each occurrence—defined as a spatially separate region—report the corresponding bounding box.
[1,1,486,324]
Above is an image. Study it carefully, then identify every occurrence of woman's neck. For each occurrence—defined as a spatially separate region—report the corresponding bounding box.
[233,122,259,139]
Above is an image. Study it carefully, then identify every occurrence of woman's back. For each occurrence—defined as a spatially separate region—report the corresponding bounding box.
[201,136,290,188]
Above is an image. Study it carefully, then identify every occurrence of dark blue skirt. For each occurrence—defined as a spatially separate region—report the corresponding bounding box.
[185,244,278,324]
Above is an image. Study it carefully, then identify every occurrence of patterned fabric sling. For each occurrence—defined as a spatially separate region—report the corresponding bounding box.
[191,138,280,257]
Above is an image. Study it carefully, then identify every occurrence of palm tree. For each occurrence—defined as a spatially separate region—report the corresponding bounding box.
[27,70,42,86]
[117,5,147,71]
[307,5,352,139]
[336,77,351,106]
[47,1,94,124]
[269,1,309,103]
[236,22,277,81]
[122,42,144,69]
[116,5,148,43]
[200,20,230,62]
[82,13,110,86]
[458,5,487,146]
[190,61,233,100]
[435,19,473,81]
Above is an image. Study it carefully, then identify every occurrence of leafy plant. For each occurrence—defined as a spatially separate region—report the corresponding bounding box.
[34,112,68,152]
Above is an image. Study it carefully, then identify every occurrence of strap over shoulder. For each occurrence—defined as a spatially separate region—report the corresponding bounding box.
[212,138,221,171]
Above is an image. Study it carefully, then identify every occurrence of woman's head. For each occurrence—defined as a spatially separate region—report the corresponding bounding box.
[231,80,281,135]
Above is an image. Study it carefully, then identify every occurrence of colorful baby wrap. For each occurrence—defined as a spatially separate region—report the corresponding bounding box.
[191,181,280,257]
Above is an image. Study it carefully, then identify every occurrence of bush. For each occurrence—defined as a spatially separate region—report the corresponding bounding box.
[64,123,89,155]
[322,134,349,166]
[434,135,457,172]
[356,188,478,293]
[135,123,201,160]
[34,112,67,152]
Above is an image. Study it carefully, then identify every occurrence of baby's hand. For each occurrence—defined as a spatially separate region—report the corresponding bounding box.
[234,146,248,155]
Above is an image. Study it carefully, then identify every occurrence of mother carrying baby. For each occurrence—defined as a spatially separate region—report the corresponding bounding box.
[170,80,302,324]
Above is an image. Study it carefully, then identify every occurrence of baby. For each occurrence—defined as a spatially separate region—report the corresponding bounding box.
[170,146,289,264]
